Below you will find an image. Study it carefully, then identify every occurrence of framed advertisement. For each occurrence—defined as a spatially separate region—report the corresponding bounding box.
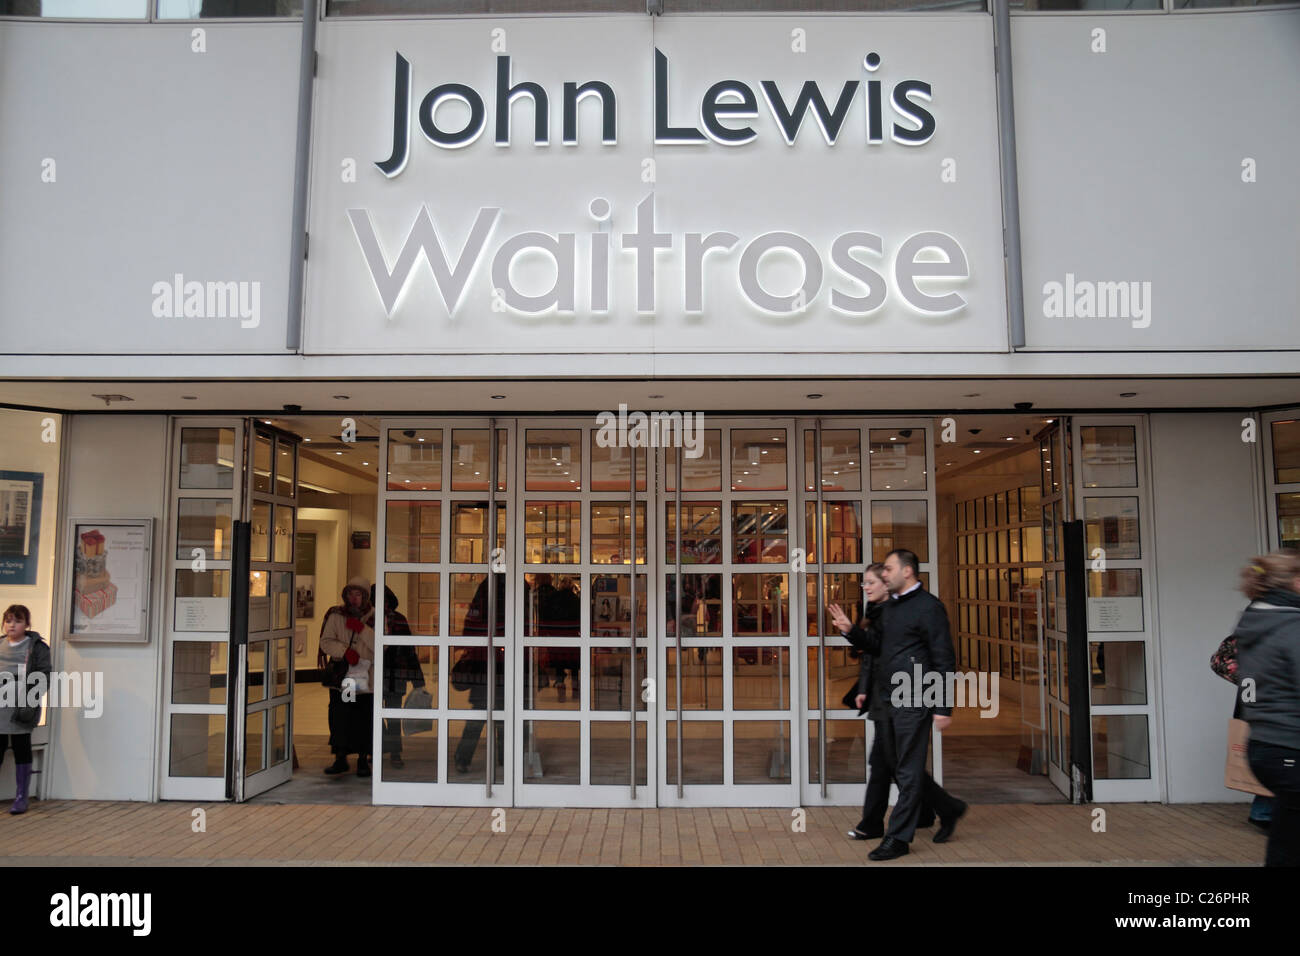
[0,470,43,586]
[66,517,154,643]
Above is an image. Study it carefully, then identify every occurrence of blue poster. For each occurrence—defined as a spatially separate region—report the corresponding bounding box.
[0,470,43,586]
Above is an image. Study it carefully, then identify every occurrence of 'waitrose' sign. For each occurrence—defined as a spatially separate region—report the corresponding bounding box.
[304,17,1007,354]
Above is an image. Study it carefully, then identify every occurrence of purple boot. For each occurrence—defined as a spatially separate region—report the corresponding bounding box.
[9,763,31,814]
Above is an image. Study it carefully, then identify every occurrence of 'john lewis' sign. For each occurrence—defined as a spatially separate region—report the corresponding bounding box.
[304,16,1007,355]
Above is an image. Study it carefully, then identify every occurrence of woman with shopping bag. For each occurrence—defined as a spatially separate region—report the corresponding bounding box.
[319,577,376,777]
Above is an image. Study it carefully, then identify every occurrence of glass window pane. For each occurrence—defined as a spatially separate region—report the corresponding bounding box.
[524,647,581,711]
[179,427,235,489]
[1090,641,1146,706]
[450,501,506,564]
[1277,493,1300,551]
[174,569,231,632]
[272,571,292,630]
[1092,714,1151,780]
[732,501,787,563]
[731,429,787,492]
[805,428,862,492]
[526,429,581,492]
[590,440,646,492]
[524,501,580,563]
[273,505,294,564]
[522,720,582,785]
[1271,419,1300,484]
[523,573,581,637]
[665,573,723,637]
[665,502,722,564]
[1087,569,1144,632]
[253,435,272,494]
[251,501,270,562]
[176,498,232,561]
[273,638,290,697]
[589,573,647,638]
[169,713,224,777]
[870,428,926,491]
[666,430,722,491]
[449,573,504,636]
[171,641,228,705]
[590,719,648,787]
[732,573,789,636]
[384,725,438,783]
[247,639,267,703]
[159,0,302,18]
[327,0,642,14]
[664,719,724,785]
[805,501,861,565]
[388,429,443,492]
[451,429,506,492]
[447,645,505,712]
[733,647,791,710]
[382,644,438,712]
[271,703,289,766]
[664,647,724,711]
[1080,425,1138,488]
[449,718,503,784]
[589,647,648,712]
[386,501,441,563]
[385,572,440,636]
[806,573,860,638]
[805,645,860,711]
[734,721,790,784]
[275,439,295,498]
[1083,496,1141,560]
[590,502,647,564]
[870,500,928,562]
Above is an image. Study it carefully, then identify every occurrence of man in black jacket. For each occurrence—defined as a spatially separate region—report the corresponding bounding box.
[864,549,967,861]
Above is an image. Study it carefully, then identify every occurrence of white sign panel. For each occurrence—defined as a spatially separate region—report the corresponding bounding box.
[304,16,1007,355]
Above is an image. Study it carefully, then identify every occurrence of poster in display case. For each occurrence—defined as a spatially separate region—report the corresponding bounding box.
[66,517,153,643]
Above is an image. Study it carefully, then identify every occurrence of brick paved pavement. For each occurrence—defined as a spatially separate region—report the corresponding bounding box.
[0,800,1265,866]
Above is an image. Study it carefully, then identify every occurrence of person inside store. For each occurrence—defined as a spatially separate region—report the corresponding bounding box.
[373,584,425,771]
[1230,549,1300,867]
[0,604,50,814]
[453,573,506,774]
[319,577,376,778]
[840,550,967,860]
[828,563,935,842]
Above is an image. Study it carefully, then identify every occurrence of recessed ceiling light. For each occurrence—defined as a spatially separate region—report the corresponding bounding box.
[1120,392,1138,398]
[303,438,311,442]
[335,451,342,456]
[362,461,369,466]
[973,450,982,454]
[333,394,350,400]
[1005,437,1015,441]
[807,393,823,399]
[491,395,506,400]
[263,420,273,424]
[181,395,198,401]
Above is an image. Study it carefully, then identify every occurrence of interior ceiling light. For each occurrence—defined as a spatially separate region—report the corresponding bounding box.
[1120,392,1138,398]
[181,395,198,400]
[807,393,823,399]
[333,394,350,400]
[91,393,133,406]
[491,395,506,400]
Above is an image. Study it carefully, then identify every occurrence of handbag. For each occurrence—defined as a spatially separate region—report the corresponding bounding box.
[321,631,356,690]
[402,686,434,735]
[1209,634,1238,683]
[450,654,477,691]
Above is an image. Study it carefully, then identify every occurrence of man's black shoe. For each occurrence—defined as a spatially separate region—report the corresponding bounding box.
[847,827,883,840]
[324,756,349,775]
[918,813,936,828]
[868,837,910,861]
[933,801,968,843]
[1248,817,1270,833]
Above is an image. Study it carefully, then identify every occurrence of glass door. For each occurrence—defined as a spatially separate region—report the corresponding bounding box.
[237,422,298,800]
[1036,418,1073,797]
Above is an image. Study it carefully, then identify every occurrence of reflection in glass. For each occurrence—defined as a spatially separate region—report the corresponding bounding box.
[524,501,581,563]
[732,574,789,636]
[523,573,581,637]
[383,644,438,705]
[171,641,228,705]
[734,721,790,784]
[665,573,723,637]
[1276,493,1300,551]
[245,709,265,776]
[275,439,295,498]
[870,500,928,562]
[158,0,302,17]
[1090,641,1146,706]
[590,647,648,712]
[1271,419,1300,484]
[253,435,273,494]
[176,498,232,560]
[590,720,648,786]
[665,720,723,785]
[386,501,441,563]
[251,502,270,562]
[665,502,722,564]
[450,574,504,637]
[804,429,862,492]
[523,721,580,785]
[272,704,289,765]
[869,429,926,490]
[180,427,236,489]
[809,719,867,784]
[272,571,292,630]
[732,501,787,563]
[1092,714,1151,780]
[273,505,294,563]
[589,574,646,638]
[731,429,786,491]
[664,647,723,710]
[590,441,646,492]
[447,645,505,712]
[733,647,790,710]
[590,502,647,564]
[666,430,722,491]
[451,429,506,492]
[384,726,438,783]
[449,501,506,563]
[524,647,581,711]
[388,429,443,491]
[385,573,440,636]
[448,719,504,784]
[1084,497,1140,560]
[806,574,861,638]
[249,571,270,632]
[1080,426,1138,488]
[526,429,581,491]
[247,639,267,703]
[169,713,224,777]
